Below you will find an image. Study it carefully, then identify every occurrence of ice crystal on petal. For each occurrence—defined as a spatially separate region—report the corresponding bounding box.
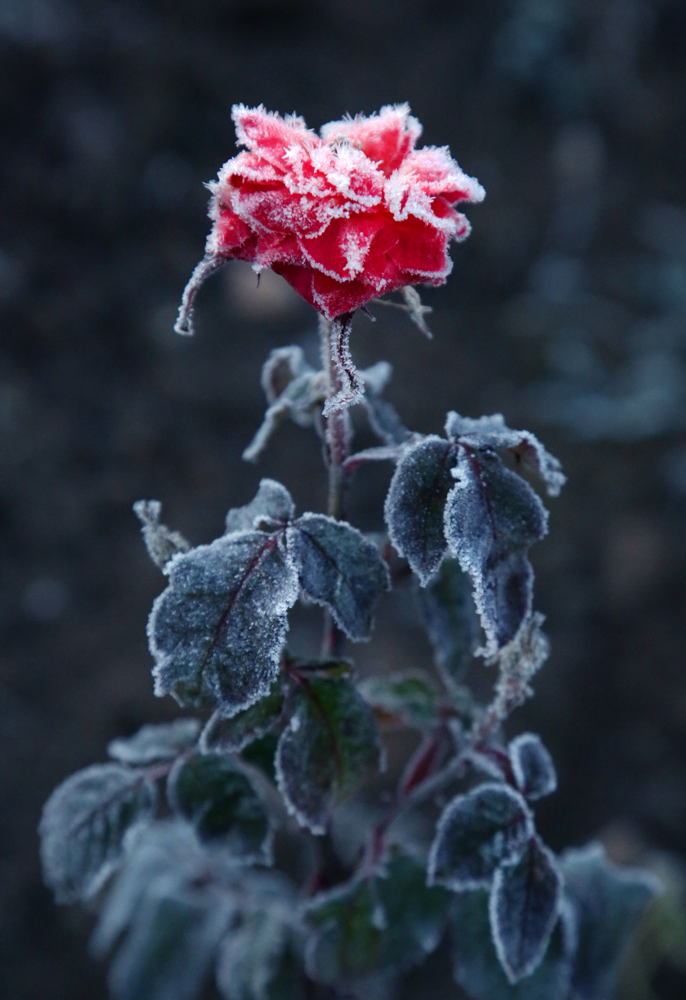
[178,104,484,322]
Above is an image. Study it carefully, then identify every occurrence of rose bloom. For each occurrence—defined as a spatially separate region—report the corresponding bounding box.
[177,103,484,328]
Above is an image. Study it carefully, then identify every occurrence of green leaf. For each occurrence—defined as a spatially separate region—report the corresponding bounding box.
[304,853,451,991]
[201,681,284,755]
[40,764,156,904]
[287,513,390,641]
[148,529,299,716]
[168,754,270,861]
[561,843,659,1000]
[417,557,477,689]
[108,719,201,765]
[384,435,457,585]
[428,784,533,890]
[451,888,575,1000]
[359,671,440,729]
[275,674,382,834]
[216,907,304,1000]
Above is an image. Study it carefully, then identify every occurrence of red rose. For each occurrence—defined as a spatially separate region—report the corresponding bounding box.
[176,103,484,331]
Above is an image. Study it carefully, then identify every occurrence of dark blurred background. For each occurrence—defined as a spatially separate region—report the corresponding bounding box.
[1,0,686,997]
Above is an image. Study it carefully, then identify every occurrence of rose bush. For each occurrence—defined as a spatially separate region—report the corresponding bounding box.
[176,103,484,328]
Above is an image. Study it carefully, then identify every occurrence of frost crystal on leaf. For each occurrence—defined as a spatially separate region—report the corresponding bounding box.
[508,733,557,801]
[148,530,299,715]
[275,673,382,834]
[168,753,271,861]
[225,479,295,533]
[489,839,563,984]
[444,412,566,498]
[428,784,533,891]
[288,513,390,640]
[385,435,458,584]
[39,764,156,904]
[323,313,364,415]
[107,719,201,765]
[134,500,191,570]
[450,888,576,1000]
[489,613,550,721]
[444,448,548,651]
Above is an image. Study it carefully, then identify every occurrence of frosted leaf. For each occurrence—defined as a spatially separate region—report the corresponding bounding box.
[444,448,548,651]
[225,480,295,533]
[287,513,390,641]
[451,889,576,1000]
[322,313,364,416]
[200,680,284,755]
[91,820,220,957]
[490,614,550,721]
[359,671,439,729]
[134,500,191,570]
[304,854,451,990]
[261,346,311,404]
[343,442,410,472]
[243,370,326,462]
[148,530,299,715]
[561,843,659,1000]
[275,674,382,834]
[109,881,232,1000]
[508,734,557,801]
[108,719,201,765]
[384,435,458,584]
[39,764,156,904]
[417,558,478,690]
[490,839,563,984]
[444,412,566,498]
[428,784,533,891]
[216,907,304,1000]
[168,753,271,861]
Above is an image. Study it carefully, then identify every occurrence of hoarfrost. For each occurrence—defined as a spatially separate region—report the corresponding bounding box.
[39,763,156,904]
[108,719,201,765]
[225,480,295,533]
[508,733,557,801]
[200,681,284,754]
[148,531,299,716]
[444,448,548,652]
[428,784,533,891]
[288,513,390,640]
[489,838,563,983]
[216,907,302,1000]
[322,313,364,416]
[385,435,457,584]
[134,500,191,569]
[444,412,566,497]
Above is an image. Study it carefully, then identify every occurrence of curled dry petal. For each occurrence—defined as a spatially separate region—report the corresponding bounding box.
[177,103,484,330]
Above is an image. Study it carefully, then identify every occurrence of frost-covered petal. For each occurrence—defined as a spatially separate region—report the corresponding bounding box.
[320,103,422,176]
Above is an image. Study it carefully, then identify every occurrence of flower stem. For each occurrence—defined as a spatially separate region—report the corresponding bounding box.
[319,315,353,657]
